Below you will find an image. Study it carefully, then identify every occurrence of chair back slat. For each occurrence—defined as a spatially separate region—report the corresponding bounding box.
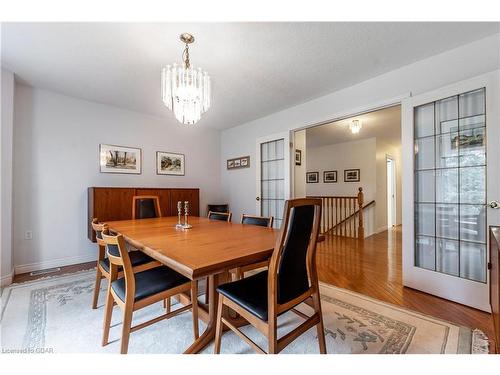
[241,214,274,228]
[208,211,232,222]
[132,196,162,219]
[268,199,321,305]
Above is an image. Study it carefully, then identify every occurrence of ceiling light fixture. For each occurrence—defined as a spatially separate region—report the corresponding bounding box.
[349,119,362,134]
[161,33,211,125]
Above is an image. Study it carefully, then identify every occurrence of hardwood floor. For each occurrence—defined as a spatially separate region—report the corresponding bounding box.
[317,226,497,352]
[13,226,496,352]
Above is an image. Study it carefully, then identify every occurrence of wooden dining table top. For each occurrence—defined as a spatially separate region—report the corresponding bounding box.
[105,216,279,280]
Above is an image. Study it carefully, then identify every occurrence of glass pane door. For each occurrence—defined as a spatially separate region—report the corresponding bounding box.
[414,88,486,282]
[260,138,285,228]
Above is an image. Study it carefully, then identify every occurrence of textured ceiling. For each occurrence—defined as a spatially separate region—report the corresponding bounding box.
[2,22,499,129]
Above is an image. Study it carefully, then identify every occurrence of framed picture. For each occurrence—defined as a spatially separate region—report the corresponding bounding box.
[227,156,250,170]
[295,149,302,166]
[344,169,360,182]
[306,172,319,183]
[99,144,141,174]
[323,170,338,183]
[156,151,185,176]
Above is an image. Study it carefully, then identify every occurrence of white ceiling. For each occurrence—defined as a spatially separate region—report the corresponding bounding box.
[306,105,401,148]
[2,22,499,130]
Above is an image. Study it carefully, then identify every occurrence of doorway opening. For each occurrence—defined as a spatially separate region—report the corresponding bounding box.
[386,156,396,228]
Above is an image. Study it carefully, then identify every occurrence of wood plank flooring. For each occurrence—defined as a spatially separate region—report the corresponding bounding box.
[13,226,496,352]
[316,226,496,352]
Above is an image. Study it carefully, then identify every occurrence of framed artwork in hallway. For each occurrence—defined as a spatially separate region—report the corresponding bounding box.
[344,169,360,182]
[323,170,338,183]
[306,171,319,183]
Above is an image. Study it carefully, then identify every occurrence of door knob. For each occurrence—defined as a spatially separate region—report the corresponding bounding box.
[487,201,500,209]
[256,197,260,201]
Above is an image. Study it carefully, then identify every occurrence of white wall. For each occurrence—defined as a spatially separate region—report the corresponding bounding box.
[12,85,222,273]
[306,138,376,236]
[221,34,500,225]
[1,68,14,285]
[293,130,306,198]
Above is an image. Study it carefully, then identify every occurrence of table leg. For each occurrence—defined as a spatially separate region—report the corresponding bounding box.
[184,273,221,354]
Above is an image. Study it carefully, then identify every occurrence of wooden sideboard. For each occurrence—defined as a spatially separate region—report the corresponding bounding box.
[490,226,500,353]
[88,187,199,242]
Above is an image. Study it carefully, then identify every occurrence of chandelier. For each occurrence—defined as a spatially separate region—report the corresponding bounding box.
[161,33,211,125]
[349,119,362,134]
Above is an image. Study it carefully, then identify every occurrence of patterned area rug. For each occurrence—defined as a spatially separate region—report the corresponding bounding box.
[0,270,488,354]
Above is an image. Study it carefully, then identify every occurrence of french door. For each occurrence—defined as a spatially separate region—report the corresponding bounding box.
[402,71,500,312]
[255,132,291,229]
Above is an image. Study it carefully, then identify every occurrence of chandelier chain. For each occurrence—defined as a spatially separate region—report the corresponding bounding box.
[182,44,190,68]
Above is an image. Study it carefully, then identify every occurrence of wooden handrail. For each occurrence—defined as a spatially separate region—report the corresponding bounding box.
[328,200,375,235]
[307,187,367,239]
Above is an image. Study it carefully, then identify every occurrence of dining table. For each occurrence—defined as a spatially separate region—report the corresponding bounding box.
[105,215,279,353]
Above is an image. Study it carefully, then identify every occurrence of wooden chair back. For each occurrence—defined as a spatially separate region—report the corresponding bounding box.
[101,230,136,304]
[267,198,322,314]
[91,218,108,261]
[208,210,232,222]
[132,195,162,219]
[241,214,274,228]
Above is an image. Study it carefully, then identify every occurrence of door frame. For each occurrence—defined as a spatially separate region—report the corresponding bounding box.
[386,155,396,228]
[401,70,500,312]
[255,131,292,216]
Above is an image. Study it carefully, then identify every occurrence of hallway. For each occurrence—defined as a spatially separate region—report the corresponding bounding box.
[316,227,496,351]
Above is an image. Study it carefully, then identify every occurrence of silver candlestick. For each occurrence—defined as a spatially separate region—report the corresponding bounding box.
[175,201,184,229]
[183,200,193,229]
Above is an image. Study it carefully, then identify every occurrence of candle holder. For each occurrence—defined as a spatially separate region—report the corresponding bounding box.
[182,200,193,229]
[175,201,184,229]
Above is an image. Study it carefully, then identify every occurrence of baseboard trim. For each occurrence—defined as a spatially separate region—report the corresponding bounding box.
[14,254,96,275]
[1,271,14,287]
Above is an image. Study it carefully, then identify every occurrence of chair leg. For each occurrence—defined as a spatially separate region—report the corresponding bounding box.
[312,291,327,354]
[120,305,134,354]
[101,285,114,346]
[268,317,278,354]
[92,266,103,309]
[164,298,171,314]
[191,281,199,339]
[214,295,225,354]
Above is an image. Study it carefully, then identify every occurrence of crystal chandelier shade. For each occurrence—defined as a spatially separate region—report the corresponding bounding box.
[349,119,362,134]
[161,33,211,125]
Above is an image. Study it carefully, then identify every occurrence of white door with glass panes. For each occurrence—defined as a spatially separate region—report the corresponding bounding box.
[402,71,500,312]
[255,132,291,229]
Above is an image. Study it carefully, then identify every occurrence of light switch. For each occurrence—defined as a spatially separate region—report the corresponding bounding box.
[25,230,33,240]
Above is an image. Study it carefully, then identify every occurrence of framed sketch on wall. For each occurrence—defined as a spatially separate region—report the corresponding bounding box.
[344,169,360,182]
[323,170,338,183]
[99,144,142,174]
[306,172,319,183]
[295,149,302,165]
[156,151,185,176]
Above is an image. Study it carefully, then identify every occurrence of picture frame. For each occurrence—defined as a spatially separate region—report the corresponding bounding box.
[344,169,360,182]
[156,151,185,176]
[295,149,302,166]
[306,171,319,183]
[227,155,250,170]
[99,144,141,174]
[323,170,338,183]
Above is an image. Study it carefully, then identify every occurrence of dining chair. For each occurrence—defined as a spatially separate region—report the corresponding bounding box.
[208,210,232,222]
[132,195,162,219]
[90,218,159,309]
[203,210,233,302]
[214,198,326,354]
[207,204,229,213]
[100,229,199,354]
[232,214,274,280]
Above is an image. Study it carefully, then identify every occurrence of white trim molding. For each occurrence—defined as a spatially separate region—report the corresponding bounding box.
[1,271,14,287]
[14,254,96,275]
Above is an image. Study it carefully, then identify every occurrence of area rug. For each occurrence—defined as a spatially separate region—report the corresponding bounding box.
[0,270,488,354]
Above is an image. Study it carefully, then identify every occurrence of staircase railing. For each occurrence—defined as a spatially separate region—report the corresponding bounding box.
[307,187,369,239]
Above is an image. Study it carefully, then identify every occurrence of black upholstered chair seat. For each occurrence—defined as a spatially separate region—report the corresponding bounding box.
[217,270,269,321]
[99,251,154,273]
[112,266,190,302]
